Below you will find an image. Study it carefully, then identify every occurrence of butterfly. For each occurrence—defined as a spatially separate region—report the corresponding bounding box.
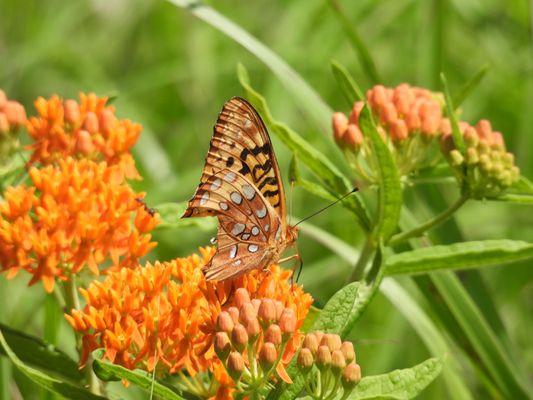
[181,97,299,281]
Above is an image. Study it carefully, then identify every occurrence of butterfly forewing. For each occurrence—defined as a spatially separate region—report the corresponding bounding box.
[182,97,286,225]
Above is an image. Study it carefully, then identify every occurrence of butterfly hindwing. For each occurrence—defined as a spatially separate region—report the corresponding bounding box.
[182,97,286,224]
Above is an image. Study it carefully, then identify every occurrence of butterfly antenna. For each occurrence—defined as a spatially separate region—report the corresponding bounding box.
[294,188,358,226]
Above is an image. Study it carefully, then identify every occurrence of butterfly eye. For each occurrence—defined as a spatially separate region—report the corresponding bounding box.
[210,237,218,245]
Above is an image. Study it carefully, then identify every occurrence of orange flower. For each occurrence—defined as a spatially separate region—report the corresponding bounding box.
[65,247,312,397]
[0,157,158,292]
[26,93,141,179]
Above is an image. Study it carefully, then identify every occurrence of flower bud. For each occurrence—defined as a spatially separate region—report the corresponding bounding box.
[331,350,346,373]
[340,341,355,363]
[320,333,342,352]
[464,127,479,147]
[227,352,245,381]
[227,306,240,324]
[449,149,464,166]
[234,288,250,308]
[3,101,26,126]
[75,130,95,154]
[344,125,363,149]
[214,332,231,360]
[279,308,296,335]
[465,147,479,165]
[303,333,319,355]
[313,331,324,346]
[297,348,314,373]
[251,298,261,312]
[348,102,364,124]
[264,324,282,345]
[64,99,81,124]
[342,363,361,389]
[0,113,9,134]
[258,299,277,324]
[371,85,387,107]
[99,109,117,133]
[491,131,504,149]
[216,311,234,333]
[83,111,99,134]
[405,109,421,131]
[245,317,261,340]
[476,119,492,141]
[259,342,278,370]
[316,345,332,371]
[390,119,408,142]
[379,102,398,125]
[231,324,248,351]
[332,112,348,144]
[239,302,257,326]
[274,301,284,320]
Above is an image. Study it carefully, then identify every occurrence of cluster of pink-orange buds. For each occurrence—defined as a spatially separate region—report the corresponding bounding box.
[297,331,361,399]
[214,288,297,393]
[0,89,27,164]
[441,119,519,197]
[333,84,444,150]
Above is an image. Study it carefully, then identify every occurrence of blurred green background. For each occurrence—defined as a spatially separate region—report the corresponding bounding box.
[0,0,532,398]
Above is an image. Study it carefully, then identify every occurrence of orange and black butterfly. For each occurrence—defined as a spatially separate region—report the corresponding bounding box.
[181,97,299,281]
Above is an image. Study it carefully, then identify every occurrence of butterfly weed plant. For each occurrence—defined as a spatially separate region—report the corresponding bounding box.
[0,10,532,400]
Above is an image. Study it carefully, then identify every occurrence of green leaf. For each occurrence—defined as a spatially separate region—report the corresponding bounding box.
[452,64,490,108]
[237,64,371,231]
[167,0,332,132]
[348,357,444,399]
[506,175,533,195]
[385,240,533,276]
[0,329,104,400]
[92,350,184,399]
[331,60,364,106]
[441,73,466,154]
[155,202,216,231]
[300,306,320,333]
[358,105,402,241]
[311,278,380,337]
[432,273,531,398]
[327,0,381,84]
[0,323,81,382]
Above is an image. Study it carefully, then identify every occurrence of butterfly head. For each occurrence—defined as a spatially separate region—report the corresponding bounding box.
[286,225,299,244]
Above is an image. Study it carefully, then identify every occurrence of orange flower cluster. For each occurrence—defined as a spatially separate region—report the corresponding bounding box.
[65,247,312,397]
[26,93,141,179]
[333,84,444,148]
[0,157,158,292]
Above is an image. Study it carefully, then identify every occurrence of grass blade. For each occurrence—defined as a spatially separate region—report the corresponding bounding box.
[167,0,332,132]
[328,0,381,84]
[441,73,466,154]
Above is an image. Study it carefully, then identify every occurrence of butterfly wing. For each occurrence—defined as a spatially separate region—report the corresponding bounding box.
[186,169,282,281]
[182,97,286,225]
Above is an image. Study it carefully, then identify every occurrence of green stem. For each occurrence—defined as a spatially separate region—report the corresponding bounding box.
[388,194,468,246]
[63,278,101,395]
[347,236,375,283]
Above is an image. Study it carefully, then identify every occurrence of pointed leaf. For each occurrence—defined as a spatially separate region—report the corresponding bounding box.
[349,357,444,399]
[331,60,364,106]
[452,64,490,108]
[385,240,533,276]
[0,329,104,400]
[441,73,466,154]
[92,350,184,399]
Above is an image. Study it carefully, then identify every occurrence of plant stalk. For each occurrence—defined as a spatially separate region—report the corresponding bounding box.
[348,236,375,283]
[388,194,468,246]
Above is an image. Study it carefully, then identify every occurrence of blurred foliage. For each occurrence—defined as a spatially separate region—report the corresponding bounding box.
[0,0,532,399]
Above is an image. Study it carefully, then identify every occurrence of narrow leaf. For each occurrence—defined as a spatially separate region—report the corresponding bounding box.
[489,194,533,205]
[358,105,402,241]
[506,175,533,195]
[0,323,81,382]
[155,202,217,231]
[0,329,104,400]
[385,240,533,276]
[167,0,332,132]
[441,73,466,154]
[92,350,184,399]
[349,357,444,399]
[331,60,364,107]
[328,0,381,84]
[238,64,371,231]
[452,64,490,108]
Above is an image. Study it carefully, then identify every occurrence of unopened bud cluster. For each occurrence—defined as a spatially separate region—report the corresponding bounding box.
[297,331,361,399]
[332,84,445,181]
[214,288,298,395]
[0,89,26,165]
[440,119,519,197]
